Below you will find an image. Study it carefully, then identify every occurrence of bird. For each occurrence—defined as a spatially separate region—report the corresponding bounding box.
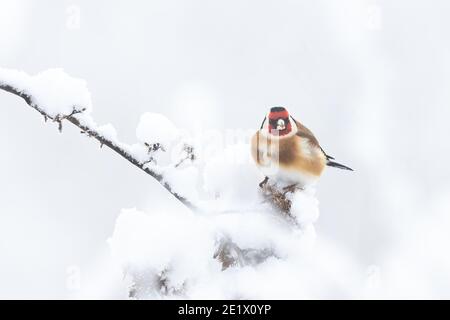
[251,106,352,189]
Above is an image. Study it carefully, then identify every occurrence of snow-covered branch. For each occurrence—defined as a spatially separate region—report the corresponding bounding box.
[0,68,196,209]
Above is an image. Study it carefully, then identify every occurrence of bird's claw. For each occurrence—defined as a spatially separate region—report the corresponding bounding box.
[259,176,269,188]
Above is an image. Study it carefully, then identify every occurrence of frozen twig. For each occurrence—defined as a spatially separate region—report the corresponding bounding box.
[174,144,195,168]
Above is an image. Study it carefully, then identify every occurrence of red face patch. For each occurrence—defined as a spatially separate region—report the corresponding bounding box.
[268,109,289,121]
[268,109,292,136]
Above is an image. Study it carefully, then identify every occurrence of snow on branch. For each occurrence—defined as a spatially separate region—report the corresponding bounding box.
[0,68,196,209]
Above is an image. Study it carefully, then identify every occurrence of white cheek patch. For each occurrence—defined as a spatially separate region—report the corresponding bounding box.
[260,116,297,140]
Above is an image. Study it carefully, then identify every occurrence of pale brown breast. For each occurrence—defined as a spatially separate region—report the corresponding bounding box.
[251,131,326,177]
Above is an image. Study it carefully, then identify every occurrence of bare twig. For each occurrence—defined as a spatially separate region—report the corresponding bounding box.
[174,144,195,168]
[0,83,196,210]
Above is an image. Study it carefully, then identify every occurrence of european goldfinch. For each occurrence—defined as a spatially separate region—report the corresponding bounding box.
[251,106,352,188]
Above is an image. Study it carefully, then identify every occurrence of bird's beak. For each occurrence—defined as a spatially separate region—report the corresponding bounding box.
[276,119,286,130]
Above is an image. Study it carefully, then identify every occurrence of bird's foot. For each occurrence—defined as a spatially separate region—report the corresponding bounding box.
[282,183,303,194]
[259,176,269,188]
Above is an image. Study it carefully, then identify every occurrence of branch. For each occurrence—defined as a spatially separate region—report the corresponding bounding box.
[260,183,301,225]
[0,81,196,211]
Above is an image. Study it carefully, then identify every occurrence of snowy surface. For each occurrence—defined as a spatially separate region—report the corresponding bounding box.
[289,189,320,226]
[162,166,200,202]
[0,68,92,118]
[96,124,118,142]
[136,112,179,148]
[203,143,262,212]
[109,202,360,299]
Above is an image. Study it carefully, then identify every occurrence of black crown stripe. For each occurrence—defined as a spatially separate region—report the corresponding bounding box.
[270,106,286,112]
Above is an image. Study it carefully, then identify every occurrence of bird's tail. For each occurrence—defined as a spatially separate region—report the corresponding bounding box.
[327,160,353,171]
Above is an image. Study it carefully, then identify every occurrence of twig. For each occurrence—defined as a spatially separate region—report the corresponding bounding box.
[174,144,195,168]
